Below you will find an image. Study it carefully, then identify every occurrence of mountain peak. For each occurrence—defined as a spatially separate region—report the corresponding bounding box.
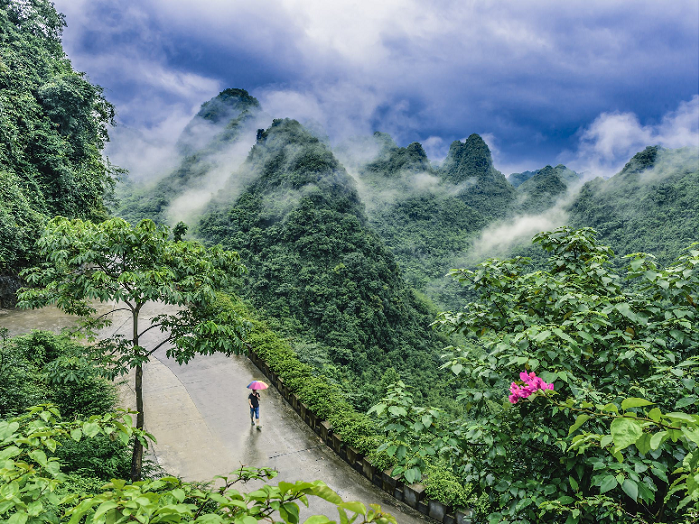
[196,88,260,123]
[441,133,495,184]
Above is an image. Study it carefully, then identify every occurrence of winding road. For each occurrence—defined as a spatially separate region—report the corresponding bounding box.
[2,303,429,523]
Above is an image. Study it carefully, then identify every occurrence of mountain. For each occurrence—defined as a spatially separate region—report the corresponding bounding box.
[0,1,116,305]
[515,164,580,213]
[440,134,516,219]
[567,146,698,266]
[197,119,447,409]
[114,88,264,226]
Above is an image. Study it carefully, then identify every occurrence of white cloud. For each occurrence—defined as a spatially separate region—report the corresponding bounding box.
[563,96,699,179]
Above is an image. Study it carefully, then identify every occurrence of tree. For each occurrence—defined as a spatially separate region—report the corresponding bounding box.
[17,217,249,481]
[369,227,698,522]
[1,405,397,524]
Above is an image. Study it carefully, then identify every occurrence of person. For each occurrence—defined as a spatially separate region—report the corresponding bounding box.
[248,389,261,427]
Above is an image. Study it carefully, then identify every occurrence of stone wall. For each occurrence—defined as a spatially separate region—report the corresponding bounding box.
[247,348,476,524]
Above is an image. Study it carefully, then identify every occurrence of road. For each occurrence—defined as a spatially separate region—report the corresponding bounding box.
[6,303,430,523]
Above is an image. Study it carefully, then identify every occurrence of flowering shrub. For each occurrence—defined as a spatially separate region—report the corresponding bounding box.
[508,371,554,403]
[402,227,699,523]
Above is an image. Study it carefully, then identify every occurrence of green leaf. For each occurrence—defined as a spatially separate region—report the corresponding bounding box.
[569,476,579,492]
[647,408,662,422]
[568,415,590,436]
[615,303,638,322]
[610,417,643,451]
[388,406,407,417]
[338,502,367,516]
[621,479,638,502]
[621,398,654,411]
[303,517,333,524]
[650,431,668,450]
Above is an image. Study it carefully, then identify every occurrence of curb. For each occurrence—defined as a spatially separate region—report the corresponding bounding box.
[246,349,476,524]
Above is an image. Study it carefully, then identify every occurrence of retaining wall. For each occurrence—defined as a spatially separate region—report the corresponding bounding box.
[247,349,476,524]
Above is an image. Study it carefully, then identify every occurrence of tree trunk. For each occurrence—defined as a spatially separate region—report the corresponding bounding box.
[130,305,144,482]
[130,362,144,481]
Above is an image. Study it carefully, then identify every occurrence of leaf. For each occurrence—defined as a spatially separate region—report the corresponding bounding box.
[82,421,100,438]
[568,415,590,436]
[621,398,654,411]
[533,330,551,342]
[569,476,579,492]
[635,433,652,455]
[303,517,333,524]
[610,417,643,452]
[647,408,662,422]
[650,431,668,450]
[621,479,638,502]
[70,428,82,442]
[388,406,407,417]
[338,502,367,516]
[615,303,638,323]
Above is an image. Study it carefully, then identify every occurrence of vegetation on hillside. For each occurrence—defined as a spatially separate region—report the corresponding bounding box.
[370,228,699,522]
[568,146,699,267]
[198,118,449,409]
[0,0,118,283]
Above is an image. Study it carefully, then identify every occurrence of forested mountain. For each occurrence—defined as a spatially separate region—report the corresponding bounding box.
[0,0,117,304]
[514,164,579,213]
[197,119,448,408]
[568,145,699,266]
[115,88,265,226]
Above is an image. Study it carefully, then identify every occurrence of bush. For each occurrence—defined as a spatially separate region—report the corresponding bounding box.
[216,293,380,454]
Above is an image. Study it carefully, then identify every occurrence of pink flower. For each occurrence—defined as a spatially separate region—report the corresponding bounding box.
[508,371,554,404]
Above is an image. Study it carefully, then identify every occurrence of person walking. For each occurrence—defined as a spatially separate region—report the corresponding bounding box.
[248,389,261,427]
[246,380,268,429]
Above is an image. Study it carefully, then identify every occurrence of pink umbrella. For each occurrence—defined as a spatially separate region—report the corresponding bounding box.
[246,380,269,390]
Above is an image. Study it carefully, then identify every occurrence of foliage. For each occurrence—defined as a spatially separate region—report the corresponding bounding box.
[370,227,697,522]
[539,394,699,522]
[0,405,396,524]
[0,329,131,481]
[220,294,382,455]
[368,382,445,484]
[568,146,699,269]
[197,118,449,410]
[16,217,249,480]
[0,0,119,278]
[0,329,116,418]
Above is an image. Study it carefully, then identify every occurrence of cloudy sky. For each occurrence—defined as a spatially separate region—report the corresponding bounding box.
[53,0,698,178]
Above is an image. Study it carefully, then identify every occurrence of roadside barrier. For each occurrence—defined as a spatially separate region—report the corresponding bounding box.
[246,348,476,524]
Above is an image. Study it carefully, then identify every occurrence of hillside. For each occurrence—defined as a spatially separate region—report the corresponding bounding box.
[114,88,264,226]
[197,119,448,409]
[0,1,117,305]
[568,146,699,265]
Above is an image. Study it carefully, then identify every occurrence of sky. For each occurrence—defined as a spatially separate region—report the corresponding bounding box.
[52,0,699,179]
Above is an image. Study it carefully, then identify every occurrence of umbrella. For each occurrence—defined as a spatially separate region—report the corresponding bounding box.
[247,380,269,390]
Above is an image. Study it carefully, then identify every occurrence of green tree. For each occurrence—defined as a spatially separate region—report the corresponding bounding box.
[0,405,396,524]
[370,228,698,522]
[0,0,121,283]
[17,217,249,481]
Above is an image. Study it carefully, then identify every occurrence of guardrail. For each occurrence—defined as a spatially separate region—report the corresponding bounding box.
[247,349,476,524]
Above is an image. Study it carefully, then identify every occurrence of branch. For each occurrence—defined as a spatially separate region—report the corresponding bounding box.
[146,337,175,356]
[137,322,165,339]
[92,307,132,322]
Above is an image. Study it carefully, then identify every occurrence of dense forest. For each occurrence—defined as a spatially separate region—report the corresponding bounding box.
[0,0,117,305]
[0,0,698,522]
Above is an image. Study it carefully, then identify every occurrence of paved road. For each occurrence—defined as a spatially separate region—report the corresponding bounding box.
[3,303,429,523]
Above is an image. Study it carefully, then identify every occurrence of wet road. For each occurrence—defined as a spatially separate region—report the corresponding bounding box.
[2,304,430,523]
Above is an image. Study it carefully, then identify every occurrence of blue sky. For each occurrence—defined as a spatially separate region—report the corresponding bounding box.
[53,0,698,178]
